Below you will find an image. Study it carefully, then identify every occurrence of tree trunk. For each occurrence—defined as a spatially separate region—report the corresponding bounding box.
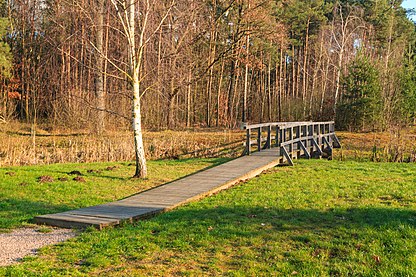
[186,67,192,128]
[291,45,296,100]
[217,58,225,127]
[95,0,105,134]
[302,19,310,118]
[227,59,236,126]
[267,55,272,121]
[334,48,343,118]
[278,46,283,121]
[243,32,250,123]
[132,77,147,178]
[167,94,175,129]
[321,35,333,117]
[382,7,395,127]
[127,0,147,178]
[310,32,324,119]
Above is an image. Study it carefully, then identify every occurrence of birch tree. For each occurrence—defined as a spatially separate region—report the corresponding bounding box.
[95,0,106,134]
[111,0,172,178]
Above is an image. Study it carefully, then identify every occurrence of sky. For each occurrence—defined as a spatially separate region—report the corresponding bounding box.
[402,0,416,22]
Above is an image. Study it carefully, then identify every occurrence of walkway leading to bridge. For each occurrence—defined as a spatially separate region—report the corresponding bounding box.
[35,148,282,229]
[35,121,340,230]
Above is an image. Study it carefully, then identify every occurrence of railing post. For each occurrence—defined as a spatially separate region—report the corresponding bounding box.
[303,125,308,148]
[257,127,262,152]
[296,125,300,158]
[327,123,331,144]
[281,127,286,157]
[308,123,313,152]
[289,127,293,157]
[275,126,280,147]
[316,123,320,147]
[328,122,333,144]
[267,126,271,149]
[246,128,251,155]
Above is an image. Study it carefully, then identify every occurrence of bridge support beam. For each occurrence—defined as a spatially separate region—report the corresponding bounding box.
[299,140,311,159]
[281,146,294,166]
[311,137,323,157]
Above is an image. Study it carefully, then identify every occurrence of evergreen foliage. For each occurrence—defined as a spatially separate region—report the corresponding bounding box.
[337,55,382,131]
[0,17,12,79]
[398,41,416,123]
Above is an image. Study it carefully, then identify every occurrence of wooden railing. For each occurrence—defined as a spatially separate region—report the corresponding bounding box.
[242,121,341,165]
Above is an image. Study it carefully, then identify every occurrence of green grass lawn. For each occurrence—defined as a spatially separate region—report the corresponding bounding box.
[0,158,229,231]
[1,159,416,276]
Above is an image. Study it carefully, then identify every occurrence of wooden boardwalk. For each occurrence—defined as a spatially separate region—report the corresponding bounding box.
[35,121,340,229]
[35,148,282,229]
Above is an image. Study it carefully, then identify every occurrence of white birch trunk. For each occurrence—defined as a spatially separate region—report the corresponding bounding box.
[132,76,147,178]
[128,0,147,178]
[110,0,171,177]
[95,0,105,134]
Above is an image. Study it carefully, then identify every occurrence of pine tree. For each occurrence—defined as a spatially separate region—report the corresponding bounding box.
[0,16,12,79]
[398,39,416,124]
[337,54,382,131]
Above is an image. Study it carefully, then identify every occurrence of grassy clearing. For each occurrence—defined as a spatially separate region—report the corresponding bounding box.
[2,159,415,275]
[0,158,229,231]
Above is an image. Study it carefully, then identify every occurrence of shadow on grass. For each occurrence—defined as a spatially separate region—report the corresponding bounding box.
[40,158,232,182]
[0,198,73,229]
[120,205,415,275]
[144,205,416,237]
[55,204,413,275]
[1,158,232,183]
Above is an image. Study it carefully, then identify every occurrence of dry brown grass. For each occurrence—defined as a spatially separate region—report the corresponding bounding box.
[0,122,244,166]
[335,126,416,162]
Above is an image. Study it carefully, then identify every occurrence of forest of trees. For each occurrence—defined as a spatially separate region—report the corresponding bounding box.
[0,0,415,132]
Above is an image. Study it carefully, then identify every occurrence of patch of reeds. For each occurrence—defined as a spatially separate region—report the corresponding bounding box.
[334,127,416,163]
[0,126,244,166]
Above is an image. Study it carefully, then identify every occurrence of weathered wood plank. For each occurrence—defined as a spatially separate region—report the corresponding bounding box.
[35,213,120,229]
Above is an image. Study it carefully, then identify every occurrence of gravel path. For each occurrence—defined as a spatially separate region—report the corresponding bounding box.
[0,227,76,267]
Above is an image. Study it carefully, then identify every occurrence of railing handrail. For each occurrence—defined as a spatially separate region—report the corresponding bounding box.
[242,121,334,130]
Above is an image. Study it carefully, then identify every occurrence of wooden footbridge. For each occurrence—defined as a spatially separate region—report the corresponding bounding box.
[35,121,341,229]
